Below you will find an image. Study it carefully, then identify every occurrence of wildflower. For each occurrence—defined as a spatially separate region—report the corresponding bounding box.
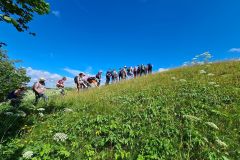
[53,133,68,142]
[64,108,73,112]
[16,111,27,117]
[183,115,201,121]
[171,77,176,80]
[208,73,215,76]
[22,151,34,159]
[39,113,44,117]
[216,138,228,148]
[4,112,14,116]
[214,85,220,88]
[37,108,45,112]
[208,82,216,85]
[206,122,219,130]
[199,70,207,74]
[179,79,187,82]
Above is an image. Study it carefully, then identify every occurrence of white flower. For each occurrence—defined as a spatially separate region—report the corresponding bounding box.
[37,108,45,112]
[179,79,187,82]
[199,70,207,74]
[214,85,220,88]
[64,108,73,113]
[206,122,219,130]
[208,82,217,85]
[4,112,14,116]
[39,113,44,117]
[183,115,201,121]
[16,111,27,117]
[22,151,34,159]
[53,133,68,142]
[171,77,176,80]
[216,138,228,148]
[208,73,215,76]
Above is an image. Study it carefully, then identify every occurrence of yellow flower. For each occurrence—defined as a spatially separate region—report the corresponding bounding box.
[96,130,101,136]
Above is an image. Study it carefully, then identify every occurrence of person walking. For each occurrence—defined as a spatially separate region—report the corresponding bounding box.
[56,77,67,95]
[147,63,153,74]
[32,78,48,104]
[133,66,138,78]
[127,67,133,78]
[96,70,103,87]
[74,73,87,92]
[7,85,26,107]
[140,64,146,76]
[112,69,118,83]
[106,70,112,85]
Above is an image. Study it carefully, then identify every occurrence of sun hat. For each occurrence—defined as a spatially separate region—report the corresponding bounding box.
[39,77,46,81]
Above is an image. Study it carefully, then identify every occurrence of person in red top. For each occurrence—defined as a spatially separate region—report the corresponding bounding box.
[56,77,67,95]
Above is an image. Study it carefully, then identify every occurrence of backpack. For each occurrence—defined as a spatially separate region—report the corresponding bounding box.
[74,76,79,84]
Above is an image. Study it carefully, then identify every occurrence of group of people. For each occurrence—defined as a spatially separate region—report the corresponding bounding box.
[105,64,153,85]
[73,63,153,89]
[7,63,153,106]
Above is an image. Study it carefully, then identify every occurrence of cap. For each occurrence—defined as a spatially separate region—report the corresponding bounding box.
[39,78,46,81]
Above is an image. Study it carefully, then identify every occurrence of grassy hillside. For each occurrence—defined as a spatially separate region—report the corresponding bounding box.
[1,61,240,160]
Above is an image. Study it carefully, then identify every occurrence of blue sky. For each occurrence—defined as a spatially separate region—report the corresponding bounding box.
[1,0,240,87]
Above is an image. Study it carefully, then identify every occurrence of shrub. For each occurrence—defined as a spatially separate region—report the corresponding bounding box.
[0,48,30,102]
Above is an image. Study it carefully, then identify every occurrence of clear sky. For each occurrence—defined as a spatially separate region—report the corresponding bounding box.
[1,0,240,87]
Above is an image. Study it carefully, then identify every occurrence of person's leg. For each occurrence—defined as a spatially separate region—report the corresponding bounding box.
[76,84,80,92]
[98,79,101,86]
[43,94,48,102]
[34,93,40,104]
[61,88,65,95]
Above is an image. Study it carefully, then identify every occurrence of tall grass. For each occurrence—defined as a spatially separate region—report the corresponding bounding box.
[0,61,240,159]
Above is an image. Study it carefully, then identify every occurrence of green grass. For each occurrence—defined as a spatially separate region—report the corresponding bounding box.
[1,61,240,160]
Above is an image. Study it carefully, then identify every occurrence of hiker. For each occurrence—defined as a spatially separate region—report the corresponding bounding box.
[79,73,89,89]
[127,67,133,78]
[147,63,153,74]
[112,69,118,83]
[75,73,87,92]
[56,77,67,95]
[140,64,146,76]
[144,65,148,75]
[133,66,138,78]
[32,78,48,104]
[119,67,127,81]
[106,70,112,85]
[137,65,141,77]
[96,70,103,87]
[86,77,98,88]
[7,85,26,107]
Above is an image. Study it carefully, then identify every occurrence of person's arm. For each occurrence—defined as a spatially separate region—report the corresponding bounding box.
[14,89,21,96]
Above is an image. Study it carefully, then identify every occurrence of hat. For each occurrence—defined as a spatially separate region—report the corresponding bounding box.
[79,73,85,76]
[39,78,46,81]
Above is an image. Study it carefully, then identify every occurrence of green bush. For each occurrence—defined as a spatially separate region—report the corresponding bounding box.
[0,48,30,102]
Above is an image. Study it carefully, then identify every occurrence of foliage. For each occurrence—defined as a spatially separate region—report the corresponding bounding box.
[0,61,240,159]
[0,0,50,34]
[0,48,30,102]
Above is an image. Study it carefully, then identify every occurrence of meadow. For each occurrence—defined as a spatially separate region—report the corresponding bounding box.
[0,61,240,160]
